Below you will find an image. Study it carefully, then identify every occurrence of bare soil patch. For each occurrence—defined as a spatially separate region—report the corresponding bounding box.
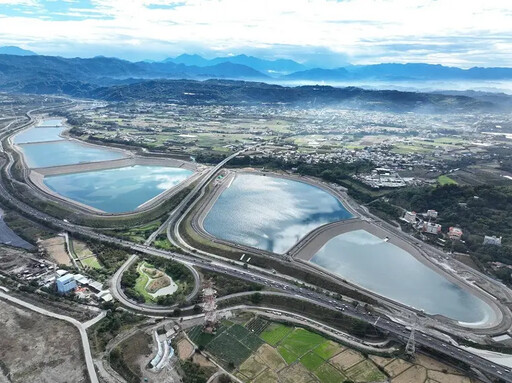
[0,300,87,383]
[277,363,316,383]
[384,358,413,377]
[39,236,69,266]
[415,354,461,374]
[427,370,471,383]
[255,343,287,371]
[146,276,171,294]
[177,338,195,360]
[392,365,427,383]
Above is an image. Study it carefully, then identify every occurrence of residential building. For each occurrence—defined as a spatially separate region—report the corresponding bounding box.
[423,222,442,235]
[483,235,502,246]
[448,227,463,240]
[403,211,417,223]
[426,209,438,219]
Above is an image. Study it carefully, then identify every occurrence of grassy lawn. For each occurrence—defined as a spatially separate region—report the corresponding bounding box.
[153,237,173,250]
[391,144,431,154]
[437,175,458,185]
[118,221,161,243]
[134,264,153,302]
[81,256,102,269]
[259,323,293,346]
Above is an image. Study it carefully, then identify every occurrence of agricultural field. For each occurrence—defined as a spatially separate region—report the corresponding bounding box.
[186,314,481,383]
[71,103,288,156]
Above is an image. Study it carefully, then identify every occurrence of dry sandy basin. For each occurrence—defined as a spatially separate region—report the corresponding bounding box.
[0,300,87,383]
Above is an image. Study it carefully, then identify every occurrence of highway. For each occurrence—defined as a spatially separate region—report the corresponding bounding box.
[144,145,258,245]
[1,116,511,381]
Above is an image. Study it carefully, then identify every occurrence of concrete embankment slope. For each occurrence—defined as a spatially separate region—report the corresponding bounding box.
[34,156,198,176]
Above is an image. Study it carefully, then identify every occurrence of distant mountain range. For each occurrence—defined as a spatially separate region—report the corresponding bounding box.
[0,46,37,56]
[0,50,511,112]
[286,63,512,81]
[164,54,307,75]
[2,48,512,84]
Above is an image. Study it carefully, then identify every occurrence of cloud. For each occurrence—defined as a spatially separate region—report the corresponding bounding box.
[0,0,511,66]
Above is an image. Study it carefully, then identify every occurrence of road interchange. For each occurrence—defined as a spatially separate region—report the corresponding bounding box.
[1,110,512,381]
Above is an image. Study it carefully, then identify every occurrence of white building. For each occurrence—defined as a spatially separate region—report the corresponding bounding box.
[483,235,502,246]
[423,222,441,235]
[403,211,417,223]
[426,209,438,219]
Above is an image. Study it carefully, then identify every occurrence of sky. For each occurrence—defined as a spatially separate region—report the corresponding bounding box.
[0,0,511,67]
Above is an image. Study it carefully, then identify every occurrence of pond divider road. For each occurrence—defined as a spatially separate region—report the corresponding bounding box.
[144,144,262,246]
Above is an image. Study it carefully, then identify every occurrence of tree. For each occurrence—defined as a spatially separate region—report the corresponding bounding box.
[250,292,262,304]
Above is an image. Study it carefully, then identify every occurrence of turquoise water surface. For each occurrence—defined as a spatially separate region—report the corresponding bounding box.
[20,141,126,168]
[14,127,66,144]
[203,174,353,254]
[310,229,495,323]
[43,165,192,213]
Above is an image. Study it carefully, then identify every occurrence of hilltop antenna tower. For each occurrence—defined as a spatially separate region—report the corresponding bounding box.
[202,280,218,333]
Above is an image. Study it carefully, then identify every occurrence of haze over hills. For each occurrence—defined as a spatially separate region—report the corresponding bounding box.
[0,51,511,112]
[286,63,512,82]
[3,47,512,84]
[89,79,493,112]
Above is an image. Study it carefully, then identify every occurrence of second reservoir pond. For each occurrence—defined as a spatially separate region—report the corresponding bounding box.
[203,173,353,253]
[44,165,192,213]
[19,141,126,168]
[310,230,496,324]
